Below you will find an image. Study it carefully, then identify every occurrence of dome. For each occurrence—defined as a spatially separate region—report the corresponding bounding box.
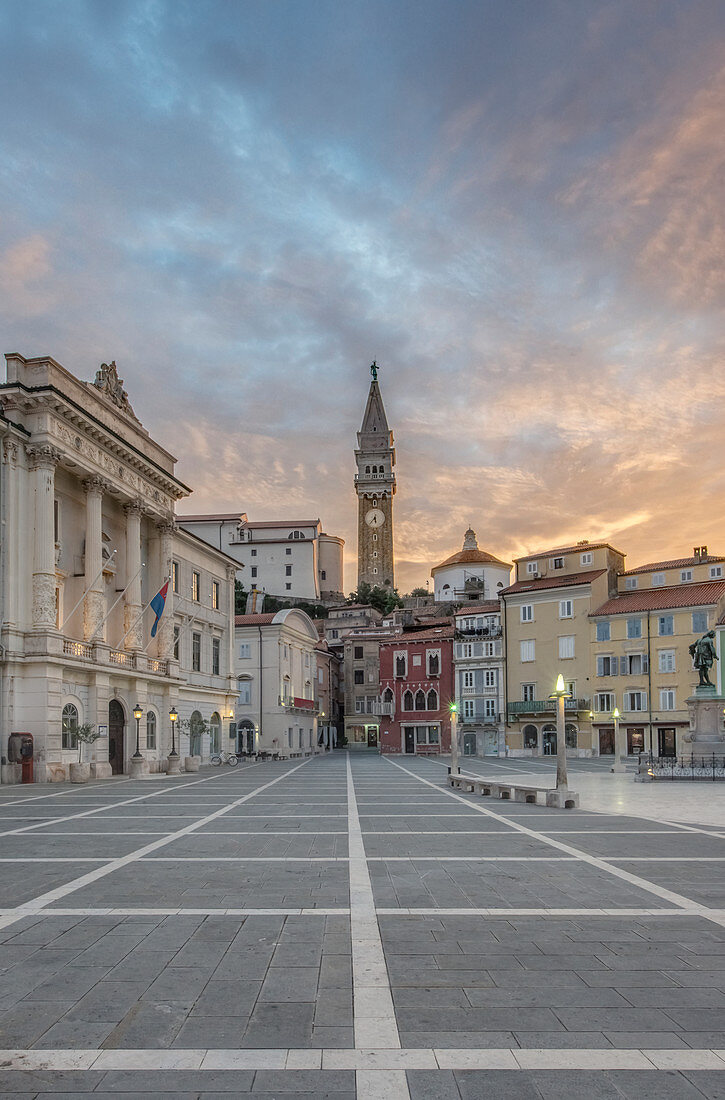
[432,529,511,574]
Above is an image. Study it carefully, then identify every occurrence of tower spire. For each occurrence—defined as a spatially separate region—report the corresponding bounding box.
[354,364,396,589]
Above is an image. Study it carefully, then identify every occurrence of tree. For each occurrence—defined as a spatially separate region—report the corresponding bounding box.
[408,587,430,598]
[73,723,102,763]
[347,582,403,616]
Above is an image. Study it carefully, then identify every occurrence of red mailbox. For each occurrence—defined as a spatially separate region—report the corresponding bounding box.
[8,733,34,784]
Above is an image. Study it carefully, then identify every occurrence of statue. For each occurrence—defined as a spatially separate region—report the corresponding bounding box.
[690,630,718,687]
[370,360,378,381]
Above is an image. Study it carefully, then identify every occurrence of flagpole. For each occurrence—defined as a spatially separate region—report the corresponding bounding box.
[89,562,145,642]
[59,550,117,632]
[114,577,168,651]
[143,590,211,655]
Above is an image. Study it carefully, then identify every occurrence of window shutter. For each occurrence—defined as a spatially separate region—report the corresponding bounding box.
[642,691,648,710]
[642,654,649,673]
[610,658,618,677]
[620,656,628,675]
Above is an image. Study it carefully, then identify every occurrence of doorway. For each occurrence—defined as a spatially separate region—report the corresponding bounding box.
[658,727,677,757]
[463,732,477,756]
[404,727,415,753]
[189,710,203,757]
[108,700,125,775]
[542,725,557,755]
[627,727,645,755]
[366,725,378,748]
[237,720,255,754]
[599,727,615,755]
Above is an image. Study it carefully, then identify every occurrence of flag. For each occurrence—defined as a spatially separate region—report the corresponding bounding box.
[150,581,169,638]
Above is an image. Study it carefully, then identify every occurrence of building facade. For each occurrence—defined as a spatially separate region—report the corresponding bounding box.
[432,528,511,603]
[378,626,455,755]
[314,639,342,749]
[343,624,398,749]
[453,604,505,756]
[233,608,320,757]
[177,514,344,603]
[501,541,624,757]
[0,353,237,781]
[355,370,396,589]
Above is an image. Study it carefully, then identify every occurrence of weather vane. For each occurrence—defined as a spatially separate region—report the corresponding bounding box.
[370,360,378,381]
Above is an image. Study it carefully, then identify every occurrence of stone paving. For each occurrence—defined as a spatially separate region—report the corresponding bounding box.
[0,752,724,1097]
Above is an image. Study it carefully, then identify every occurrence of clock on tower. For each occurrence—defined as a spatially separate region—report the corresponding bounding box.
[354,362,396,589]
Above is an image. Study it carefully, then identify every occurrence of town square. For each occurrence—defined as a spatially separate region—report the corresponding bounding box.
[1,1,725,1097]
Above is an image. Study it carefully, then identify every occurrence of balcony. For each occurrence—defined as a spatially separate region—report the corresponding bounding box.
[278,696,319,715]
[59,639,168,676]
[507,698,589,716]
[456,627,502,638]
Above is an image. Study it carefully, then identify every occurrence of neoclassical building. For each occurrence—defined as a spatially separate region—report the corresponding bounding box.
[0,353,238,781]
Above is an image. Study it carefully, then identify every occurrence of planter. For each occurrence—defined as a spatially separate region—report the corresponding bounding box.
[69,762,91,784]
[184,755,200,773]
[0,763,21,785]
[90,762,112,779]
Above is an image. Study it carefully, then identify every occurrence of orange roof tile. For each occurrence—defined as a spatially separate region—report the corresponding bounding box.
[515,541,625,560]
[502,569,606,596]
[622,555,725,576]
[592,580,725,616]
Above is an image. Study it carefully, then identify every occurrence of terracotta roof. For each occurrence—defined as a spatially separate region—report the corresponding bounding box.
[455,602,500,616]
[380,625,455,645]
[432,548,511,573]
[515,541,625,560]
[622,555,725,576]
[234,613,277,625]
[502,569,606,596]
[592,580,725,616]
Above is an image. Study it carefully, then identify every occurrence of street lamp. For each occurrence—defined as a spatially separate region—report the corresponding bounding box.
[449,702,459,775]
[132,704,143,759]
[549,675,570,791]
[611,706,625,773]
[169,708,178,757]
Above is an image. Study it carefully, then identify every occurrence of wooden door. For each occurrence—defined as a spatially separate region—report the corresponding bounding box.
[108,700,125,775]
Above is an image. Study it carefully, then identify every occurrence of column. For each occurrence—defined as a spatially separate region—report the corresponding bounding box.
[123,499,144,649]
[82,477,110,641]
[155,518,176,659]
[26,444,61,630]
[226,564,237,679]
[2,439,19,628]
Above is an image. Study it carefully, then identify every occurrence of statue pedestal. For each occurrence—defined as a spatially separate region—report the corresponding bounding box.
[685,688,725,756]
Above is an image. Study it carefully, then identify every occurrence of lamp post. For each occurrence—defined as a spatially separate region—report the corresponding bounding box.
[167,707,180,775]
[611,707,625,773]
[550,675,570,791]
[130,704,144,778]
[449,702,459,775]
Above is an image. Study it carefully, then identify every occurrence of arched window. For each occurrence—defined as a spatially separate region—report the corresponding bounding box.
[383,688,394,704]
[189,710,204,757]
[427,689,438,711]
[62,703,79,751]
[395,655,406,677]
[146,712,157,751]
[414,690,426,711]
[565,723,578,749]
[428,652,440,677]
[288,530,304,540]
[523,724,538,748]
[365,466,370,474]
[403,690,414,711]
[209,713,221,754]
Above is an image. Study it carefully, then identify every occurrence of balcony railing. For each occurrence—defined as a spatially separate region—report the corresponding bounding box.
[456,627,503,638]
[507,698,589,715]
[63,640,92,660]
[278,696,319,714]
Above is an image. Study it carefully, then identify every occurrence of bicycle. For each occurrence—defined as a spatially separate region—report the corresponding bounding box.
[210,750,239,767]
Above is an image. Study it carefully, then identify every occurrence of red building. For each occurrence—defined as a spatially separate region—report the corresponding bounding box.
[378,625,455,754]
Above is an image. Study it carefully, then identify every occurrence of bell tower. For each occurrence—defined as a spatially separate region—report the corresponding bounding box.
[355,362,396,589]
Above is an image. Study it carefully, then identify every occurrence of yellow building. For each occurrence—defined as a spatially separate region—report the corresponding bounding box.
[590,549,725,757]
[501,541,625,756]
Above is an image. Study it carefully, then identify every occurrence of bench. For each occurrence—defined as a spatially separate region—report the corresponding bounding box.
[449,772,579,809]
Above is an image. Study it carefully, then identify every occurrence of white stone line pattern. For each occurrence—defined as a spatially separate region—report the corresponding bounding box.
[365,856,575,862]
[0,780,133,807]
[0,907,350,917]
[346,754,406,1066]
[0,759,313,933]
[0,765,262,838]
[385,758,725,929]
[374,906,710,917]
[140,856,348,862]
[3,1047,725,1072]
[0,905,704,918]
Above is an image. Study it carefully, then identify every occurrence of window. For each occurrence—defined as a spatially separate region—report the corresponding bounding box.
[463,700,474,718]
[463,670,474,689]
[484,669,496,689]
[192,571,200,601]
[239,643,251,659]
[372,568,378,574]
[212,637,220,675]
[61,703,79,750]
[173,625,180,660]
[624,652,647,675]
[354,670,364,685]
[54,498,60,544]
[627,618,642,639]
[354,646,364,659]
[559,635,575,659]
[624,690,647,711]
[658,615,674,636]
[410,724,439,745]
[693,611,708,632]
[330,629,339,639]
[596,621,610,642]
[426,689,438,710]
[660,689,676,711]
[251,567,257,578]
[681,569,693,582]
[625,577,637,589]
[658,649,676,673]
[559,599,573,619]
[285,583,292,590]
[402,690,414,711]
[710,565,723,579]
[526,561,538,575]
[285,547,291,555]
[251,548,257,556]
[580,552,593,565]
[551,557,564,570]
[427,652,440,677]
[483,642,495,657]
[192,632,201,671]
[522,683,536,701]
[146,712,157,750]
[596,655,617,677]
[414,689,426,710]
[483,698,496,718]
[520,640,535,662]
[285,565,292,576]
[321,570,326,580]
[237,679,251,705]
[209,714,221,755]
[288,530,304,540]
[520,604,533,623]
[594,692,614,712]
[395,654,406,677]
[172,561,179,593]
[461,643,473,658]
[652,572,665,587]
[212,580,220,610]
[523,724,538,747]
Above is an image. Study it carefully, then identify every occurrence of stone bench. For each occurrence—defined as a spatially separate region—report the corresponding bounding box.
[449,772,579,809]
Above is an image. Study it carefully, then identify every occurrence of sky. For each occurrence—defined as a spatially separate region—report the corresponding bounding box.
[1,0,724,594]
